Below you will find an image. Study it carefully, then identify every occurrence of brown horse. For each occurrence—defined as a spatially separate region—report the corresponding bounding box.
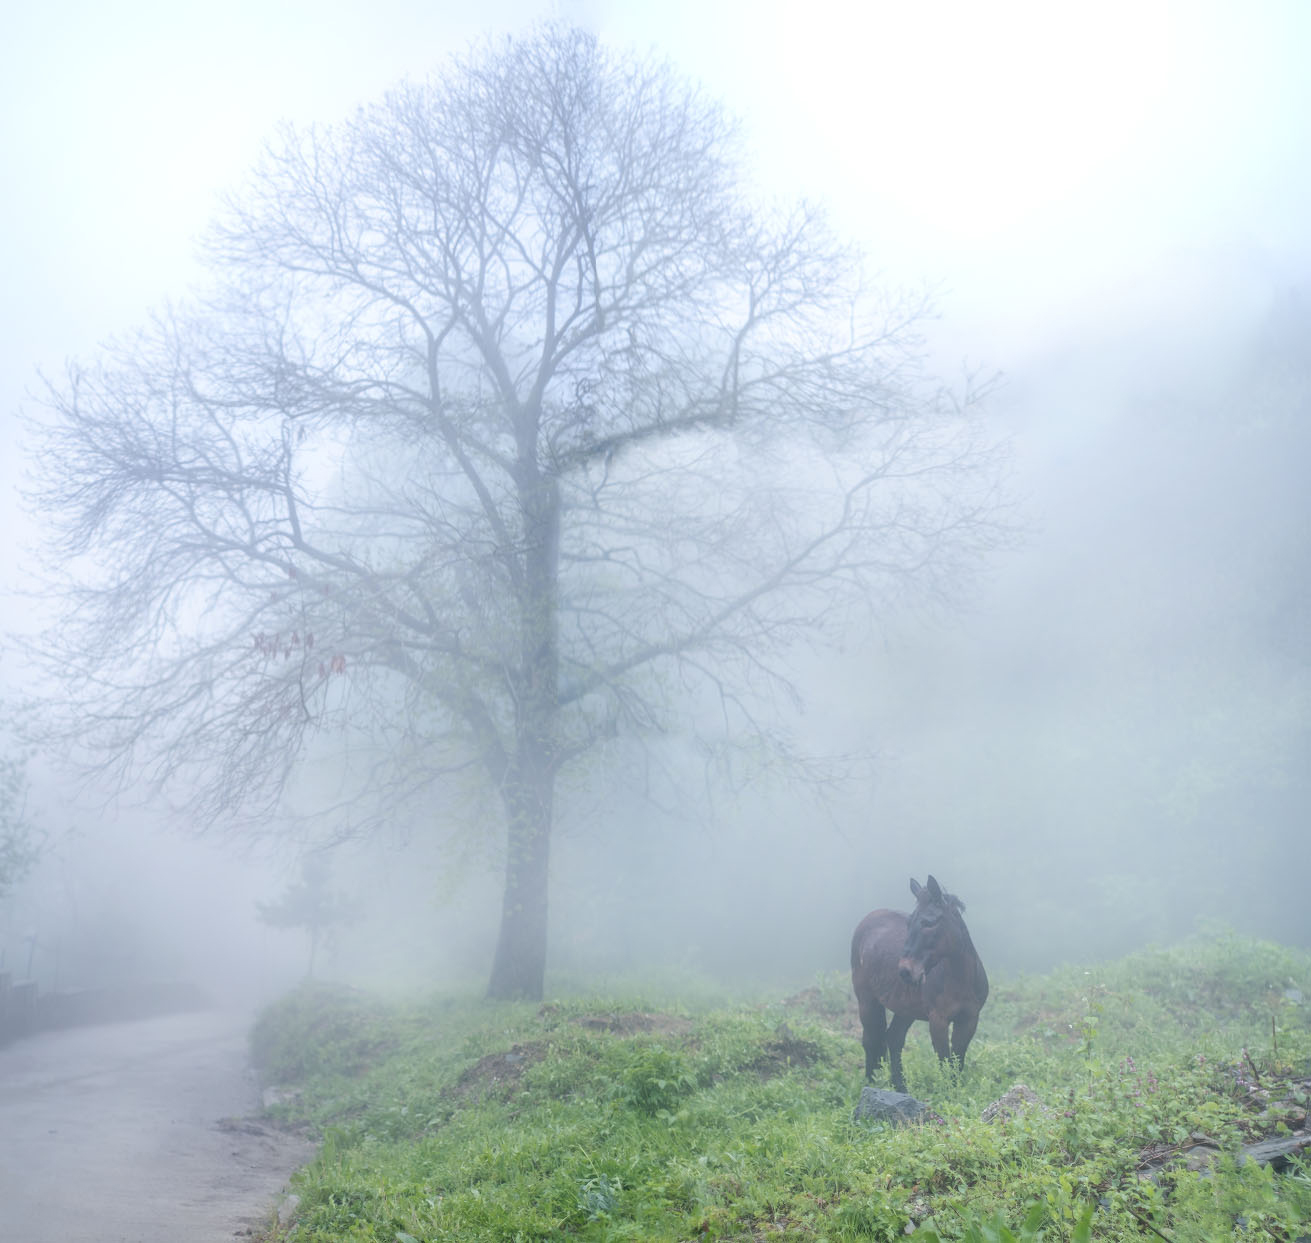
[850,875,988,1092]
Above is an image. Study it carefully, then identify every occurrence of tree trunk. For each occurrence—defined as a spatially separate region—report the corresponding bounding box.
[486,757,554,999]
[485,426,561,1001]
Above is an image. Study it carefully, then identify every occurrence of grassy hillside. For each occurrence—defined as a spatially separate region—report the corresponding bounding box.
[250,933,1311,1241]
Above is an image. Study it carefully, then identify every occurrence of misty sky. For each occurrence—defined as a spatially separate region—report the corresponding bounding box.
[2,1,1309,987]
[5,5,1310,382]
[5,0,1310,599]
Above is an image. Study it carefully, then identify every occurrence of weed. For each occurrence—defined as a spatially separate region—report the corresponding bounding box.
[576,1173,622,1221]
[916,1201,1094,1242]
[613,1042,696,1116]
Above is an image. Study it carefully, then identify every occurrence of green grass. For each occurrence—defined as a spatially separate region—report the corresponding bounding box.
[251,932,1311,1241]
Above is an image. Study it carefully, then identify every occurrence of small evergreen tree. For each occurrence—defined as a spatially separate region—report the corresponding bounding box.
[257,855,358,979]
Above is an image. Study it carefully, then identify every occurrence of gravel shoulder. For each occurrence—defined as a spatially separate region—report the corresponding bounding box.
[0,1008,316,1243]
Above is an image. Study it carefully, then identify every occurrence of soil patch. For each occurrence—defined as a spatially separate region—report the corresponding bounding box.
[450,1041,548,1103]
[750,1025,822,1079]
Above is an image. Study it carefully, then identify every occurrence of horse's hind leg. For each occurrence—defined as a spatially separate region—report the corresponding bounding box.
[857,996,887,1080]
[950,1011,979,1073]
[886,1011,915,1093]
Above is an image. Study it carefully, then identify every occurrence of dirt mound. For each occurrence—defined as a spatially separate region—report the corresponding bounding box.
[749,1023,822,1079]
[451,1042,546,1103]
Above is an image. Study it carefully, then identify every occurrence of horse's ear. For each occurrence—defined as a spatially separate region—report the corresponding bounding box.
[909,877,923,900]
[926,875,943,901]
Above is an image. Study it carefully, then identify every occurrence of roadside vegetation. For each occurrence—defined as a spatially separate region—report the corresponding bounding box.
[251,932,1311,1241]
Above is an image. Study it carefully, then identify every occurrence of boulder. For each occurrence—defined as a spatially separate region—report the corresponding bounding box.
[852,1087,929,1126]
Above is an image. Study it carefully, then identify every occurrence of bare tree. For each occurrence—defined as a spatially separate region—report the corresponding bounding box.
[27,28,1007,999]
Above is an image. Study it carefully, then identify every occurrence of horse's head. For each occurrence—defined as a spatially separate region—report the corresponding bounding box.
[898,874,966,985]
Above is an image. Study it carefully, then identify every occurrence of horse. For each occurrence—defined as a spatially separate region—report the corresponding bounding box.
[850,874,989,1093]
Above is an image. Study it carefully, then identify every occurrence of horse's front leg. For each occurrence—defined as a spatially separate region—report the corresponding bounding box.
[886,1011,915,1093]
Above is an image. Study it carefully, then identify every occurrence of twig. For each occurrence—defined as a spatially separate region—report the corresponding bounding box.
[1243,1047,1263,1087]
[1129,1206,1177,1243]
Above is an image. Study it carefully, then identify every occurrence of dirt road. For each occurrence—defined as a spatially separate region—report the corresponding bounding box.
[0,1009,316,1243]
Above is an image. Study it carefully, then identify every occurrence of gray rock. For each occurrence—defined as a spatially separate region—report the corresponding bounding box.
[981,1083,1051,1124]
[1240,1132,1311,1169]
[852,1087,929,1126]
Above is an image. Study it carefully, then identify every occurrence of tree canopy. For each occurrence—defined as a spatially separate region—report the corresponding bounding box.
[29,27,1007,998]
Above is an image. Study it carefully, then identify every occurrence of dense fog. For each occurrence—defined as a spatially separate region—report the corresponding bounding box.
[1,3,1309,1009]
